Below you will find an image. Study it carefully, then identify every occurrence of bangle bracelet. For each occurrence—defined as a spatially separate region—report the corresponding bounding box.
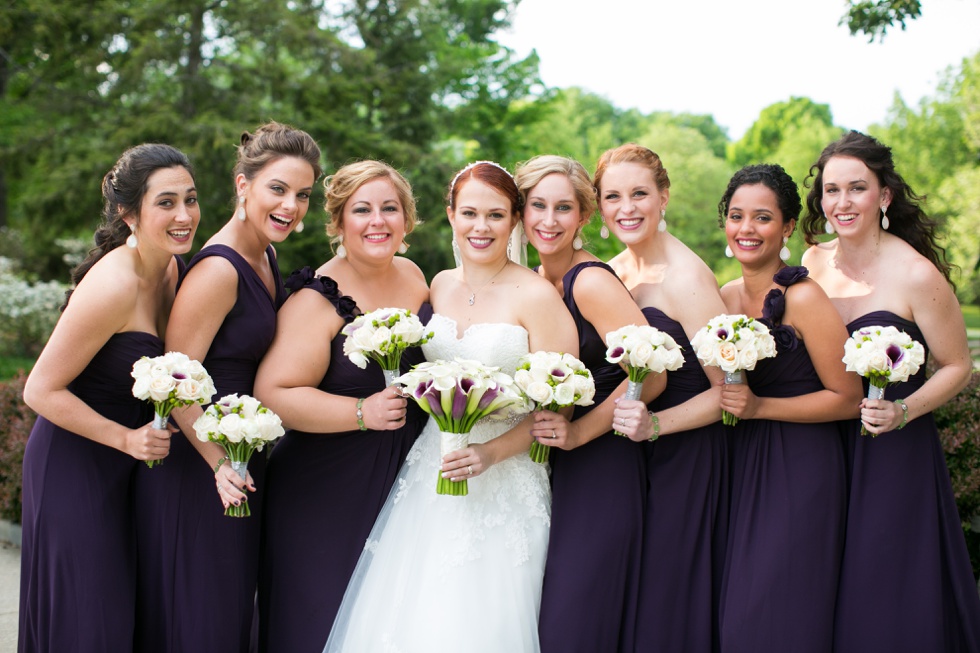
[356,397,367,431]
[894,399,909,430]
[647,411,661,442]
[213,456,227,474]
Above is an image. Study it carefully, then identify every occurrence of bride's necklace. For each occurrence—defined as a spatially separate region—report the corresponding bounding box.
[464,261,508,306]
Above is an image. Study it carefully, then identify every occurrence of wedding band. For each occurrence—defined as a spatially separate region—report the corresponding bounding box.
[551,430,557,439]
[217,483,223,491]
[467,465,473,475]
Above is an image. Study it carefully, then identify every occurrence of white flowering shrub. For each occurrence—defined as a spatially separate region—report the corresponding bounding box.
[0,257,67,356]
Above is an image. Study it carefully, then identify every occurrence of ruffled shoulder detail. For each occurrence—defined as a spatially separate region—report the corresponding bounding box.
[284,267,361,322]
[773,265,808,287]
[762,266,808,352]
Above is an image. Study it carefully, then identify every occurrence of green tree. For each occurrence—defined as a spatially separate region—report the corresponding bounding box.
[841,0,922,42]
[729,97,834,169]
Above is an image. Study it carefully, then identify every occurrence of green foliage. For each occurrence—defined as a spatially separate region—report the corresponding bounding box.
[0,373,32,523]
[937,371,980,575]
[841,0,922,42]
[728,97,834,169]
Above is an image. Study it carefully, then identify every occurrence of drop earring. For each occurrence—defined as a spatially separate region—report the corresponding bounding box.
[658,209,667,233]
[572,231,583,250]
[779,236,791,262]
[126,223,138,249]
[725,244,734,258]
[294,220,304,234]
[880,205,889,230]
[236,195,246,222]
[335,234,346,258]
[824,214,835,234]
[600,224,609,239]
[398,241,409,254]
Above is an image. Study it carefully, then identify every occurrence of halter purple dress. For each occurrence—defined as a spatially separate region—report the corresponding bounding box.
[637,306,729,653]
[257,268,429,653]
[834,310,980,652]
[538,262,646,653]
[19,332,161,653]
[718,267,847,653]
[133,244,284,653]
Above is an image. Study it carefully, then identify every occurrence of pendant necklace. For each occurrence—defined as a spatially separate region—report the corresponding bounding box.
[464,261,508,306]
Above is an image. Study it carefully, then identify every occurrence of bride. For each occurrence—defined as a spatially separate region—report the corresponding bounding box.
[324,161,579,652]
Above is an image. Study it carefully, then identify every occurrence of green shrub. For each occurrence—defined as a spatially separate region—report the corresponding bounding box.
[0,256,67,358]
[0,373,33,523]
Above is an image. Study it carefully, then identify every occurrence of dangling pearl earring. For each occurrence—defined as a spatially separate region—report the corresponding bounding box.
[600,224,609,239]
[725,244,734,258]
[880,205,889,230]
[236,195,246,222]
[779,236,791,262]
[572,231,583,251]
[294,220,304,234]
[398,241,409,254]
[335,234,346,258]
[126,223,138,249]
[824,214,835,234]
[658,209,667,233]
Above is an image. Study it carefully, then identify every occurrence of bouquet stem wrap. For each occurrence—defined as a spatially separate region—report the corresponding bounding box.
[437,430,469,496]
[382,368,399,388]
[722,372,744,426]
[226,459,251,517]
[861,383,887,436]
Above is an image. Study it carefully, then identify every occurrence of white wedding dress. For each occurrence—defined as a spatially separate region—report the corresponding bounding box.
[323,313,551,653]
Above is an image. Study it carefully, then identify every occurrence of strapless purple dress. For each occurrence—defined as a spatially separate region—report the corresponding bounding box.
[834,310,980,652]
[257,268,429,653]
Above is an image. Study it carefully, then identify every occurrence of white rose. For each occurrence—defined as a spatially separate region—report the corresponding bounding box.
[717,342,739,372]
[255,411,285,441]
[131,357,153,379]
[553,382,575,406]
[514,368,533,389]
[736,346,760,370]
[392,316,424,343]
[240,395,262,420]
[525,381,554,405]
[370,326,393,351]
[219,413,245,443]
[148,375,176,402]
[192,411,221,443]
[175,378,203,402]
[132,376,152,400]
[240,419,260,444]
[351,324,376,351]
[865,349,890,375]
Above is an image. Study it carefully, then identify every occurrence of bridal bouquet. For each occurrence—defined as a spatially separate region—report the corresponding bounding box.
[514,351,596,463]
[192,394,285,516]
[842,325,925,436]
[395,358,528,496]
[131,351,216,467]
[342,308,433,386]
[691,314,776,426]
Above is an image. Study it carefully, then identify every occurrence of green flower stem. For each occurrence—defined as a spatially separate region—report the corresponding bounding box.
[528,441,550,464]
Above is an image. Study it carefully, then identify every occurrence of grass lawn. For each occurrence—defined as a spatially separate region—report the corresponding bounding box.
[964,303,980,338]
[0,357,34,381]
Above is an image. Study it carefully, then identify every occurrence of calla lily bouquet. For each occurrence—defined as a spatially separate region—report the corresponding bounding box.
[193,394,285,516]
[131,351,215,467]
[842,325,925,435]
[342,308,433,386]
[513,351,595,463]
[690,314,776,426]
[394,358,528,496]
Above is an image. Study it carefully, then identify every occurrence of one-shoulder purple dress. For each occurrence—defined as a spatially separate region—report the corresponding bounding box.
[637,306,729,653]
[257,269,429,653]
[20,331,161,653]
[538,262,646,653]
[718,267,847,653]
[834,311,980,652]
[133,244,284,653]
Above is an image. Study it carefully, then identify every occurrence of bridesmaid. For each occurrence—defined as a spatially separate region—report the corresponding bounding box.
[514,155,654,653]
[19,144,199,652]
[801,131,980,651]
[597,143,729,653]
[254,160,429,652]
[714,163,861,652]
[133,122,321,652]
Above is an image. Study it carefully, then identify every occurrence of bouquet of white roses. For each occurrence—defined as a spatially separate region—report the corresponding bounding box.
[605,324,684,435]
[192,394,285,516]
[842,325,925,436]
[342,308,433,386]
[131,351,216,467]
[513,351,595,463]
[394,358,528,496]
[690,314,776,426]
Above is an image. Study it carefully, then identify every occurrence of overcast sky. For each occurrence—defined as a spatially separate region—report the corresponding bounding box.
[498,0,980,139]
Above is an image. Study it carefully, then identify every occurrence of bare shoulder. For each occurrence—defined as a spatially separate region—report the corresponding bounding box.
[800,240,835,270]
[182,252,239,291]
[392,255,429,288]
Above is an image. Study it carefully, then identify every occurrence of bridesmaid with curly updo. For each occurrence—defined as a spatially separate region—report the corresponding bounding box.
[255,160,429,652]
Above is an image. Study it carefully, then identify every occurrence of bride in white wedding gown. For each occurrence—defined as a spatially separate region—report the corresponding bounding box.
[324,162,579,653]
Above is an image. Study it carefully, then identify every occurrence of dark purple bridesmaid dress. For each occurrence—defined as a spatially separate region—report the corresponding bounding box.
[19,332,160,653]
[637,306,729,653]
[718,267,847,653]
[538,262,646,653]
[133,244,284,653]
[257,269,429,653]
[834,311,980,653]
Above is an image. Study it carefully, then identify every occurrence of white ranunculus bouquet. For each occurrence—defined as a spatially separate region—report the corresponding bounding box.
[131,351,216,467]
[690,314,777,426]
[342,308,433,386]
[394,358,528,496]
[513,351,596,463]
[193,394,285,516]
[842,325,925,436]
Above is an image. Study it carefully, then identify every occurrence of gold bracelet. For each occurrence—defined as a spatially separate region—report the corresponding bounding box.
[213,456,228,474]
[647,411,660,442]
[356,397,367,431]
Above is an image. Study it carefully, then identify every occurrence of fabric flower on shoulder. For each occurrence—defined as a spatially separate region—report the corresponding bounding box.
[284,266,317,291]
[773,265,809,287]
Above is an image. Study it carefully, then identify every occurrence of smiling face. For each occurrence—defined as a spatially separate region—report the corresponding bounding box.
[237,155,315,242]
[128,165,200,255]
[339,177,407,263]
[820,155,891,237]
[725,183,794,267]
[447,178,516,266]
[522,173,587,257]
[597,162,668,245]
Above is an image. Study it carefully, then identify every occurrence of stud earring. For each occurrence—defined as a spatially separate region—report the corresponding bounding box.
[335,234,346,259]
[779,236,791,262]
[294,220,304,234]
[236,195,246,222]
[600,224,609,239]
[572,231,583,251]
[398,241,409,254]
[658,209,667,233]
[881,205,889,230]
[126,224,138,249]
[725,244,734,258]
